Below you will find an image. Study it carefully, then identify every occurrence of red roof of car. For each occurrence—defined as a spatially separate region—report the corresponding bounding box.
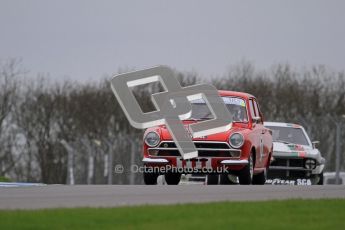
[218,90,255,99]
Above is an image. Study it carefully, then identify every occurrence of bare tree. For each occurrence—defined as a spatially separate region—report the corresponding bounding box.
[2,59,345,184]
[0,59,22,178]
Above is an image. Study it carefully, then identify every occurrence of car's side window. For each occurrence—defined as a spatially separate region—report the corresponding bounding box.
[249,99,256,118]
[253,99,263,123]
[253,100,259,116]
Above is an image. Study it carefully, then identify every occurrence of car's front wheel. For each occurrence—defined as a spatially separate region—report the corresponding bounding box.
[317,172,324,185]
[206,174,219,185]
[220,174,238,185]
[238,153,254,185]
[252,168,267,185]
[165,173,181,185]
[143,172,159,185]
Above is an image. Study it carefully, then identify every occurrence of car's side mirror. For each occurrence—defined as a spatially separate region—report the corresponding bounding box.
[252,116,261,124]
[312,141,320,149]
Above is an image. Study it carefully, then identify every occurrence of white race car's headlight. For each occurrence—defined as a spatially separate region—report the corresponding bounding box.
[229,133,244,149]
[304,159,317,170]
[144,131,160,147]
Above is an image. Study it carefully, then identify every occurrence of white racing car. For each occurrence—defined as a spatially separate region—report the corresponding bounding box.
[264,122,325,185]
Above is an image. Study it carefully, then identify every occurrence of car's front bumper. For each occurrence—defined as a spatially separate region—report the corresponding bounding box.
[219,159,248,165]
[142,157,248,165]
[142,157,169,164]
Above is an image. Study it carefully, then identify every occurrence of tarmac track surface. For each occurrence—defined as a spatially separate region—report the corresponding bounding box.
[0,185,344,210]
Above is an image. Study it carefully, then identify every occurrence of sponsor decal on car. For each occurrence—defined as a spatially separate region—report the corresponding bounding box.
[266,178,312,185]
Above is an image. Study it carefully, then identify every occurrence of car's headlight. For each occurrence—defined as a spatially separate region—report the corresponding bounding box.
[144,131,160,147]
[304,159,317,170]
[229,133,244,148]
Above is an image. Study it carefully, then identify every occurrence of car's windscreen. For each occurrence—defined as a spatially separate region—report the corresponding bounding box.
[265,126,310,146]
[189,97,248,122]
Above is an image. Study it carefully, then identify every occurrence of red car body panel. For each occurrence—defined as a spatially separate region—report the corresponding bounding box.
[142,90,273,175]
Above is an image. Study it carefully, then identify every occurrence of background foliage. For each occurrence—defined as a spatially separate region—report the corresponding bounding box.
[0,59,344,184]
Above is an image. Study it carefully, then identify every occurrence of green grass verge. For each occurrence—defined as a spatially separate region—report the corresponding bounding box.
[0,199,344,230]
[0,176,11,182]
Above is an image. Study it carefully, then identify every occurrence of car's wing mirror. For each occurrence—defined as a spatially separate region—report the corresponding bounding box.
[252,116,261,124]
[312,141,320,149]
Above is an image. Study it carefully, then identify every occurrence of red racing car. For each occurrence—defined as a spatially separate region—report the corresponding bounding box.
[142,90,273,185]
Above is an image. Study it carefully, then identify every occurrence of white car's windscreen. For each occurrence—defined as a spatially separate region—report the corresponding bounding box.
[266,126,309,146]
[188,97,248,122]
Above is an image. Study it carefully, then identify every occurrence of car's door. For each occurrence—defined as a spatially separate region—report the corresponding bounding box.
[250,98,268,169]
[248,98,262,168]
[256,101,273,167]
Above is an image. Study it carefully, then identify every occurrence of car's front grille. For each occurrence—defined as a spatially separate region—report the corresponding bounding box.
[268,157,313,179]
[159,142,230,149]
[148,141,241,158]
[271,158,304,168]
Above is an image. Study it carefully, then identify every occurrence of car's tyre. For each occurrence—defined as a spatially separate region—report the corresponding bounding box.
[206,174,219,185]
[165,173,181,185]
[238,153,254,185]
[220,174,237,185]
[317,171,324,185]
[144,172,159,185]
[252,168,267,185]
